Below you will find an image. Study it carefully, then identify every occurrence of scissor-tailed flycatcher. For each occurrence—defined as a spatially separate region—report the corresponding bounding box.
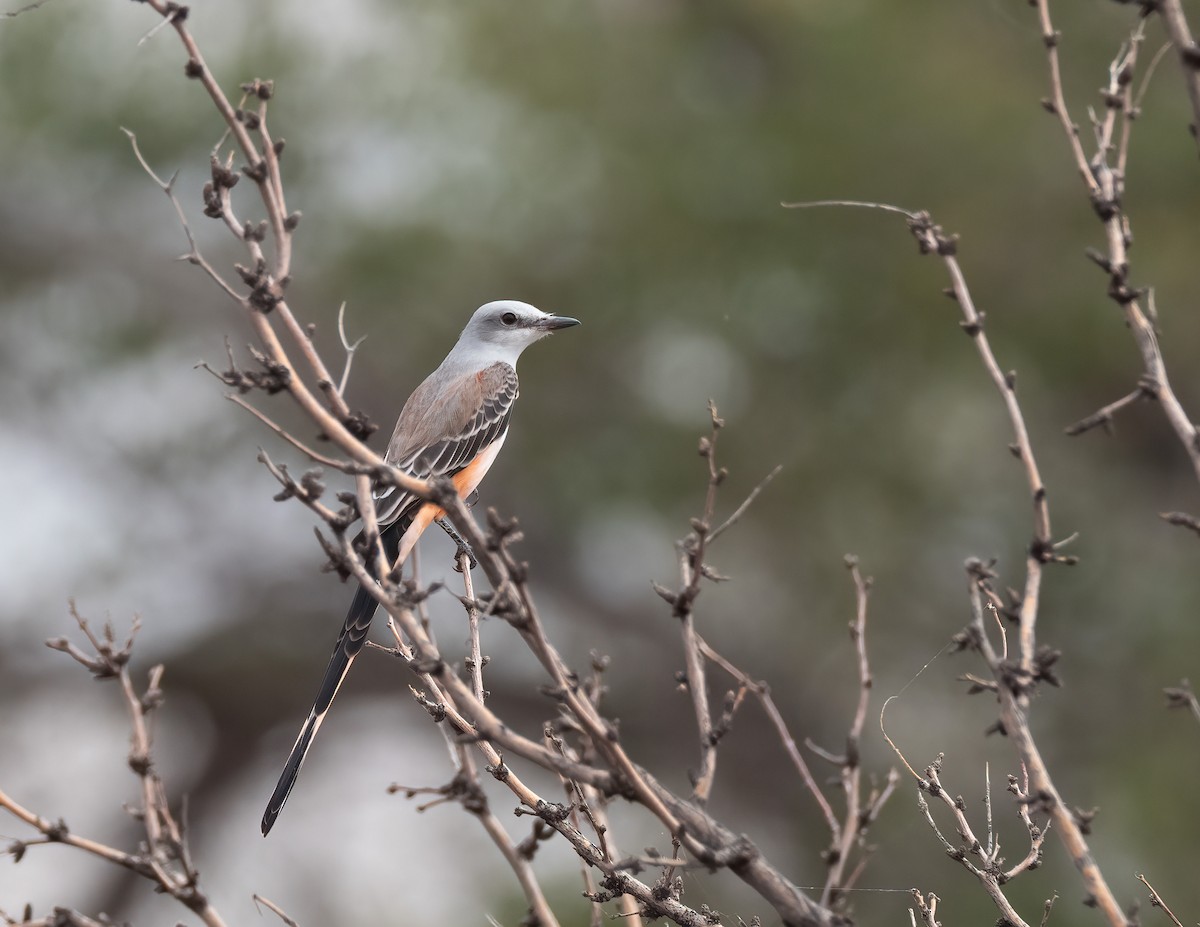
[261,300,579,835]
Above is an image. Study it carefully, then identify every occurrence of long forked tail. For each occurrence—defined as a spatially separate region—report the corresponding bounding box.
[261,521,404,835]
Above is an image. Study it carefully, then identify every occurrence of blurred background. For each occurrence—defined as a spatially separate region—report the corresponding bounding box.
[2,1,1198,924]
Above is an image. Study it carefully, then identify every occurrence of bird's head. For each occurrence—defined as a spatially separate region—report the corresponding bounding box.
[458,300,580,362]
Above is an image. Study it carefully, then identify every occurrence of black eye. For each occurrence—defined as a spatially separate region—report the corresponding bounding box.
[501,312,517,326]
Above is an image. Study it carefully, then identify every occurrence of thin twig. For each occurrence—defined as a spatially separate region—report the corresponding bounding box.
[336,302,367,396]
[1164,680,1200,726]
[121,128,245,304]
[1160,511,1200,538]
[709,464,782,543]
[1064,385,1151,437]
[699,637,840,835]
[1136,874,1186,927]
[226,393,358,471]
[252,895,300,927]
[0,0,54,18]
[820,557,878,908]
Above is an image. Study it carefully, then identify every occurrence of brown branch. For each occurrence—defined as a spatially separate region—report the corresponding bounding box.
[1157,0,1200,153]
[2,910,108,927]
[355,500,839,926]
[787,195,1114,927]
[1159,511,1200,537]
[912,757,1040,927]
[459,551,486,704]
[1136,873,1186,927]
[1164,679,1200,725]
[908,890,941,927]
[226,393,358,471]
[708,464,782,544]
[1032,0,1102,196]
[121,128,245,304]
[805,180,1130,927]
[966,575,1127,927]
[1004,767,1050,880]
[905,211,1064,683]
[784,200,1069,684]
[438,534,838,924]
[546,729,645,927]
[820,557,878,909]
[1031,2,1200,489]
[546,729,612,864]
[1064,383,1151,436]
[252,895,300,927]
[444,503,694,847]
[661,412,789,814]
[672,404,726,806]
[0,0,54,17]
[335,302,367,397]
[1040,893,1059,927]
[378,618,726,927]
[127,2,431,504]
[3,611,230,927]
[458,750,560,927]
[393,553,558,926]
[698,637,840,837]
[0,785,151,875]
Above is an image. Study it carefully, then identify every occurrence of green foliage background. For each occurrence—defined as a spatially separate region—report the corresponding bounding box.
[1,1,1197,925]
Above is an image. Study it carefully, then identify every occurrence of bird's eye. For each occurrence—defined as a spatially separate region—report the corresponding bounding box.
[501,312,517,326]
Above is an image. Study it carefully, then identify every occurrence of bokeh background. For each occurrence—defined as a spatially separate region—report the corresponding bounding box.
[2,1,1198,925]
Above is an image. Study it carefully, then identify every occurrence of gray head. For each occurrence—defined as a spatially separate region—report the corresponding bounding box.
[450,300,580,368]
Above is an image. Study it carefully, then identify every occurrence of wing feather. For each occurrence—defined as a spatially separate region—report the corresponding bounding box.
[373,362,517,526]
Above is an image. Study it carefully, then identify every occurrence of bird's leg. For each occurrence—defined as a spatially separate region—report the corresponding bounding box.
[436,516,477,572]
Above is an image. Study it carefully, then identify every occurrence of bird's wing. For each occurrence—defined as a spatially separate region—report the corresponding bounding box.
[372,361,519,525]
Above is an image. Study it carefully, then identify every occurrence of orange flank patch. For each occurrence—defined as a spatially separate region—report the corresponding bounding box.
[394,432,508,566]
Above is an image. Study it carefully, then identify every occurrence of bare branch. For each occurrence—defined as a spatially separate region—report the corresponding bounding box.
[1136,873,1186,927]
[121,128,245,304]
[1164,679,1200,726]
[1030,2,1200,489]
[821,557,883,909]
[252,895,300,927]
[1064,384,1152,437]
[2,612,230,927]
[966,572,1126,927]
[697,636,839,836]
[708,464,782,543]
[913,757,1041,927]
[336,302,367,396]
[0,0,54,19]
[226,393,358,471]
[1160,511,1200,537]
[1156,0,1200,153]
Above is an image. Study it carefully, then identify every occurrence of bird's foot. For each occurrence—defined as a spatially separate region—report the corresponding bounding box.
[452,537,477,573]
[436,517,478,572]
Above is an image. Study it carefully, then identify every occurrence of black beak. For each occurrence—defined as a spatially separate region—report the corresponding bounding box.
[539,315,581,331]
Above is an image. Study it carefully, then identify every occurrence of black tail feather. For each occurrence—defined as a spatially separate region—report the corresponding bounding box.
[261,521,405,835]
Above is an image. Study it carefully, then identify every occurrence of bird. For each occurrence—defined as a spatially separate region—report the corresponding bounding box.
[261,300,579,835]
